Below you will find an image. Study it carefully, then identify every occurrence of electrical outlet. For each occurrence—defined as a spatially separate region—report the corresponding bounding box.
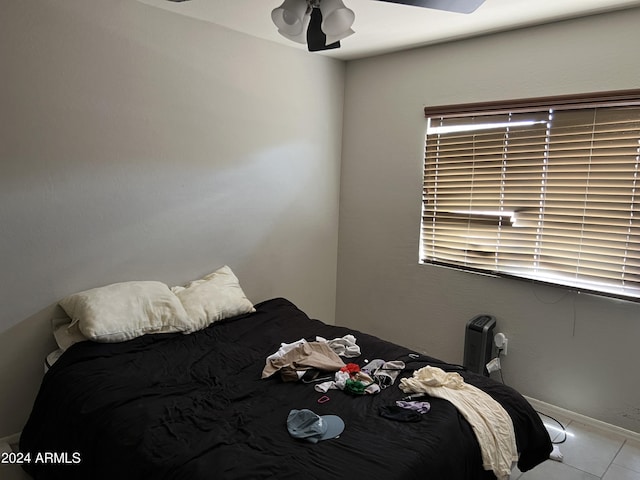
[494,333,508,356]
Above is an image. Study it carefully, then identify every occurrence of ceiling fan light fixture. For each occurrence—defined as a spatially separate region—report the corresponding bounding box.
[271,0,310,36]
[271,0,362,52]
[307,7,341,51]
[325,27,354,45]
[277,11,312,44]
[319,0,355,36]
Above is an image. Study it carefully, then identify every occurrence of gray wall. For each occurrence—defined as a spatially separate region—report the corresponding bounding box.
[0,0,344,437]
[337,8,640,433]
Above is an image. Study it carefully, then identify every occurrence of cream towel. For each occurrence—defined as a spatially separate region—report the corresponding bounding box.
[400,366,518,480]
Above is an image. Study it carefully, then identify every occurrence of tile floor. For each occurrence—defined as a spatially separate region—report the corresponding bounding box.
[513,411,640,480]
[1,413,639,479]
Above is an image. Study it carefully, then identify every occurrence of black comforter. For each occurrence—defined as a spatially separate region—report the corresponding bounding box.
[20,298,551,479]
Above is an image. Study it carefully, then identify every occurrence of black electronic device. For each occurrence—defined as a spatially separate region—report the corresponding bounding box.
[463,314,496,376]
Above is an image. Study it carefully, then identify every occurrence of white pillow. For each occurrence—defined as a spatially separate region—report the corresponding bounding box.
[59,281,191,343]
[171,265,255,331]
[52,314,88,350]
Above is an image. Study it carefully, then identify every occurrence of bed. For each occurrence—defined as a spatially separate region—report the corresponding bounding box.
[19,271,552,480]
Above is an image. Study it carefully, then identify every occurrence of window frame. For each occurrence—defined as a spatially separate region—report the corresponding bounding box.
[421,89,640,303]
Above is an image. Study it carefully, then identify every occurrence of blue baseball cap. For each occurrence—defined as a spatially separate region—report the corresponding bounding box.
[286,409,344,443]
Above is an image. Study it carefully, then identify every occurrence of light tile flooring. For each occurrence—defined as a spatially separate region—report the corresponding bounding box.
[513,412,640,480]
[2,414,639,479]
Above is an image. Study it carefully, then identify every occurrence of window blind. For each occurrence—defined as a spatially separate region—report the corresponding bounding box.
[422,91,640,301]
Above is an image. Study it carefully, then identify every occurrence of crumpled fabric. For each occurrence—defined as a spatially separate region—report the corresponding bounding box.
[400,366,518,480]
[314,370,380,395]
[265,338,308,366]
[362,359,405,388]
[395,400,431,414]
[262,342,345,380]
[316,334,361,358]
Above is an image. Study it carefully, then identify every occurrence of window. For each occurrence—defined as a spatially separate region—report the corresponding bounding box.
[421,90,640,302]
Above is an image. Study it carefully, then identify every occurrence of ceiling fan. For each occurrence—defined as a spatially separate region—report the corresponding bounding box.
[271,0,486,51]
[167,0,486,52]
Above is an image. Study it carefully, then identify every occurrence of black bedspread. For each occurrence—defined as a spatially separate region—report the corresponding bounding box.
[20,298,551,479]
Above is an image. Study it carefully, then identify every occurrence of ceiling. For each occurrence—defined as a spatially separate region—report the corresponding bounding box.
[136,0,640,60]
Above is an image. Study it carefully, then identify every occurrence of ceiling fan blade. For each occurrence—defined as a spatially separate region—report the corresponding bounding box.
[375,0,485,14]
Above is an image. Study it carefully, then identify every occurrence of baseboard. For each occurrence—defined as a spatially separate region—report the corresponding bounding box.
[525,396,640,443]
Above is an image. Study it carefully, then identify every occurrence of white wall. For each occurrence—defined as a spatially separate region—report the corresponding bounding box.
[337,8,640,432]
[0,0,344,437]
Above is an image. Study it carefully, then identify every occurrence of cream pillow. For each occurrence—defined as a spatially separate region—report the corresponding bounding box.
[171,265,255,331]
[52,315,88,350]
[59,281,191,343]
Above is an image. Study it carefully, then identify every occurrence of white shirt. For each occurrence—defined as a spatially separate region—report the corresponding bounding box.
[399,366,518,480]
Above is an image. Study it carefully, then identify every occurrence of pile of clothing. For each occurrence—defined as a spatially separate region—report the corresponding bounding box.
[265,335,519,480]
[314,360,405,395]
[261,334,405,396]
[261,338,347,382]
